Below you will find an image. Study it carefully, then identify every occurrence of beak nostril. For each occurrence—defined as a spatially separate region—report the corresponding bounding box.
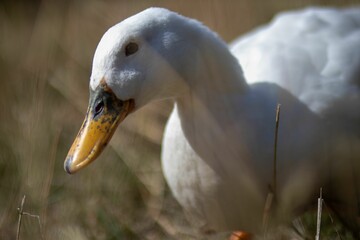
[94,100,104,117]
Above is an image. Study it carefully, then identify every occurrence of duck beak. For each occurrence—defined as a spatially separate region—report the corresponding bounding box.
[64,82,134,174]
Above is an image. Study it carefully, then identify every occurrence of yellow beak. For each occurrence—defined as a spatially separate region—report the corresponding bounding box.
[64,82,134,174]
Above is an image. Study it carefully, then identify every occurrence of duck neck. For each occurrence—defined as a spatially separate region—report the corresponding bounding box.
[174,32,252,165]
[176,31,248,115]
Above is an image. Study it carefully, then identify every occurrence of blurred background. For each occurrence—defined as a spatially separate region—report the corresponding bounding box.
[0,0,359,239]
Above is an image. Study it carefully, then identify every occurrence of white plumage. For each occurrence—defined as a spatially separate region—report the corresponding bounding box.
[231,7,360,115]
[87,7,360,235]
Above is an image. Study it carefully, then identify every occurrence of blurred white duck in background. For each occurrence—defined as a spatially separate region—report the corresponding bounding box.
[64,7,360,237]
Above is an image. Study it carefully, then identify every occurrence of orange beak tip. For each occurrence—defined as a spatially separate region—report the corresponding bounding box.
[64,156,73,174]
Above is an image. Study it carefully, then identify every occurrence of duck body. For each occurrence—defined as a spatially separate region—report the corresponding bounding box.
[64,6,360,235]
[161,7,360,233]
[162,85,323,232]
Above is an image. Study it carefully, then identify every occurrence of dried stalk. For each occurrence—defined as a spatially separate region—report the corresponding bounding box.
[16,195,26,240]
[263,104,281,233]
[315,188,323,240]
[273,104,281,199]
[16,195,45,240]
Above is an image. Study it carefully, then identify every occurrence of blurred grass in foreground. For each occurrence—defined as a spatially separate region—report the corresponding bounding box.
[0,0,359,239]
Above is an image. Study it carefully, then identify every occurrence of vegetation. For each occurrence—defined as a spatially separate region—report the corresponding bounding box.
[0,1,358,239]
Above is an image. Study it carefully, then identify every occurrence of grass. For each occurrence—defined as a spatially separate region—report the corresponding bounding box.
[0,0,358,239]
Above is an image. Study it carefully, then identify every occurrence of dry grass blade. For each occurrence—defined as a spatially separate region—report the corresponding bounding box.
[273,103,281,200]
[16,195,44,240]
[16,195,26,240]
[262,103,281,235]
[315,188,323,240]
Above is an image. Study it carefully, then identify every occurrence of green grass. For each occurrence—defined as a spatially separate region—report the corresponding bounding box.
[0,1,358,239]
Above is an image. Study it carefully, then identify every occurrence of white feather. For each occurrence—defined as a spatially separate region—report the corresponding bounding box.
[91,7,360,234]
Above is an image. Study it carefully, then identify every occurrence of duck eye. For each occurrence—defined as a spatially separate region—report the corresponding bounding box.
[125,42,138,56]
[94,100,104,117]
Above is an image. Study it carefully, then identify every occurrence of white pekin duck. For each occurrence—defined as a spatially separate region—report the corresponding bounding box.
[64,7,360,237]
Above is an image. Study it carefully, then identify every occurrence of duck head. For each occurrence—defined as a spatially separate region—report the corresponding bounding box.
[64,8,200,173]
